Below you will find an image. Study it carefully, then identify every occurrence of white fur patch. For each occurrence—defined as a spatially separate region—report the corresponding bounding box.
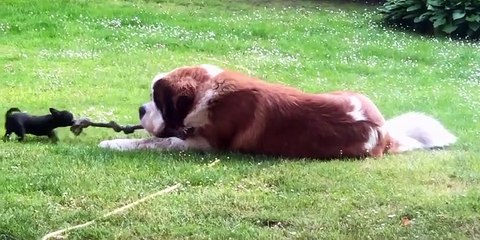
[364,127,379,152]
[386,112,457,151]
[99,137,183,151]
[347,96,366,121]
[98,136,211,152]
[389,133,424,152]
[184,89,217,128]
[140,101,164,136]
[200,64,223,78]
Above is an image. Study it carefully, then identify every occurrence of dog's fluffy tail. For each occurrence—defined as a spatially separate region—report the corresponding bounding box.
[5,107,21,118]
[385,112,457,153]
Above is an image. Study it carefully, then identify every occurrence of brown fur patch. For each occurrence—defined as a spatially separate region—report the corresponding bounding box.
[153,65,392,159]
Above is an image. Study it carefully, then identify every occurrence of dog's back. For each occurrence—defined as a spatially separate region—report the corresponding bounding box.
[21,114,58,135]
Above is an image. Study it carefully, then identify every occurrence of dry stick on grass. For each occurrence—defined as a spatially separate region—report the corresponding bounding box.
[41,183,182,240]
[208,159,221,167]
[44,112,223,239]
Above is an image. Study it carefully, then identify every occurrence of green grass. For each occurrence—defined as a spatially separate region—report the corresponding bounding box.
[1,0,479,239]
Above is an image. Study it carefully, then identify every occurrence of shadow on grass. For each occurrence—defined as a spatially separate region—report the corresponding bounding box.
[90,145,364,165]
[7,136,455,165]
[2,137,57,145]
[0,231,19,240]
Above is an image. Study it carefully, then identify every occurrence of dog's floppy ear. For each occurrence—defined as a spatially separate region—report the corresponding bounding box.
[49,108,59,115]
[153,80,175,125]
[176,95,194,120]
[153,78,196,130]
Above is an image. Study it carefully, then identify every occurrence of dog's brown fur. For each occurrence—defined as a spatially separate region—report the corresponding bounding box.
[152,65,398,159]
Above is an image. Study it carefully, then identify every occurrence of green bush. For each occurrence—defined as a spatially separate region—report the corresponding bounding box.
[380,0,480,39]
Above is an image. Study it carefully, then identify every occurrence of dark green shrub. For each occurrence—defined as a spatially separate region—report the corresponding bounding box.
[379,0,480,39]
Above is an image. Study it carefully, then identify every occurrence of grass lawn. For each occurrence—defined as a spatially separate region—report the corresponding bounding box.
[1,0,479,239]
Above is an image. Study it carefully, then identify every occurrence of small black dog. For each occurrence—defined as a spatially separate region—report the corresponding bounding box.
[3,107,74,142]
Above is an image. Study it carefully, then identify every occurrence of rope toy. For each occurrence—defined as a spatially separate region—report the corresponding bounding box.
[70,118,143,136]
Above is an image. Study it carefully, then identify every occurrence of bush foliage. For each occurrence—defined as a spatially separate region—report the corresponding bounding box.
[380,0,480,39]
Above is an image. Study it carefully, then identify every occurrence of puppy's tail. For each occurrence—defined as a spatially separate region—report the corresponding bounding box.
[5,107,21,118]
[385,112,457,153]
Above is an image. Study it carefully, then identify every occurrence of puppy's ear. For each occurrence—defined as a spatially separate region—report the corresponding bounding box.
[49,108,59,115]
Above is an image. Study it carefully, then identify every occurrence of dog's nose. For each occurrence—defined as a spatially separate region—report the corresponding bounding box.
[139,106,146,120]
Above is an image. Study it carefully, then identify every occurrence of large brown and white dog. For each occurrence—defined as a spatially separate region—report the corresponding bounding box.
[99,64,457,160]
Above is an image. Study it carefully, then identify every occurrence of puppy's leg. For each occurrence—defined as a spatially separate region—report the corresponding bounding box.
[14,125,26,142]
[4,119,13,142]
[3,130,11,142]
[48,130,59,143]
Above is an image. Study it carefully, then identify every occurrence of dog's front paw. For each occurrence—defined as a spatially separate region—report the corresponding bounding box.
[98,139,117,149]
[166,137,188,150]
[98,137,189,151]
[99,140,110,148]
[98,139,136,151]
